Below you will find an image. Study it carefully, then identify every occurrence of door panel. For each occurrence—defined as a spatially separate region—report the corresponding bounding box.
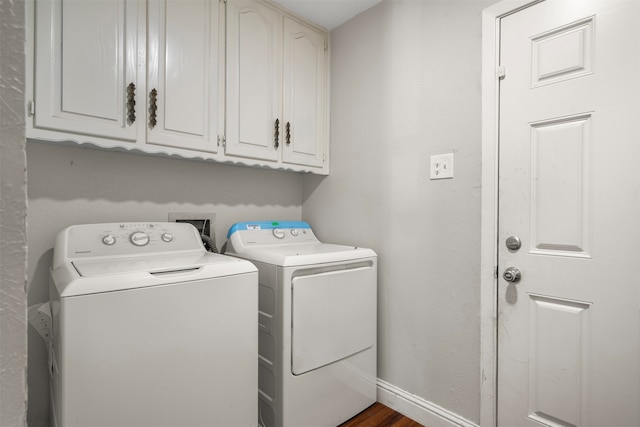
[529,113,591,257]
[527,295,591,427]
[530,17,594,88]
[498,1,640,426]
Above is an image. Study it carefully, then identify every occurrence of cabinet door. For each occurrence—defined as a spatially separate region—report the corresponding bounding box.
[34,0,138,141]
[226,0,281,161]
[282,17,327,168]
[147,0,223,153]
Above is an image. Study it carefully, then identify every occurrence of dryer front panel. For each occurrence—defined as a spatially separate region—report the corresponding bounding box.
[291,264,376,375]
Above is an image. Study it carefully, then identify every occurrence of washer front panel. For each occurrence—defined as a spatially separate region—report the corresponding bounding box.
[55,274,257,427]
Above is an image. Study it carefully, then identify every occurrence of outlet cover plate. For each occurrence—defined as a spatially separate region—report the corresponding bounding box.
[430,153,454,180]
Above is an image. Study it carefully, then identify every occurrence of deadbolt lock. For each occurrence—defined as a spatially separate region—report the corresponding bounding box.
[506,235,522,251]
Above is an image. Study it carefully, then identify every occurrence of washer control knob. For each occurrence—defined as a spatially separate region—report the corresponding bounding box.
[102,234,116,246]
[161,233,173,243]
[272,228,285,239]
[130,231,150,246]
[290,229,298,236]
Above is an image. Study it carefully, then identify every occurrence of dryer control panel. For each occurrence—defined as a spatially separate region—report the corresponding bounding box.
[227,221,318,247]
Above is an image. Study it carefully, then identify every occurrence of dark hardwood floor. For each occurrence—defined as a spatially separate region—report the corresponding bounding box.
[338,403,424,427]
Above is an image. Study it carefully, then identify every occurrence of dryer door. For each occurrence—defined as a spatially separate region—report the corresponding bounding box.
[291,264,376,375]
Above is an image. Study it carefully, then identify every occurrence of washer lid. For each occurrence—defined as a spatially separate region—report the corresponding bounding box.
[53,252,257,297]
[72,252,231,277]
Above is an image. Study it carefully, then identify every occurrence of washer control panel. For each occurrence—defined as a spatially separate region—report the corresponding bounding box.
[65,222,203,259]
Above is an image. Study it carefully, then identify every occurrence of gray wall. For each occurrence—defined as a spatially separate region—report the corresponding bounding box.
[26,142,302,425]
[302,0,492,422]
[0,0,28,426]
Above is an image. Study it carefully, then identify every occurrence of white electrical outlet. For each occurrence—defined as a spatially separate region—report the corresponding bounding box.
[28,302,52,341]
[430,153,454,180]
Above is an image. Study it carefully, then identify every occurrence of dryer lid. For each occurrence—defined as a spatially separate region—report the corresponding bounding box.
[229,242,375,266]
[225,221,376,266]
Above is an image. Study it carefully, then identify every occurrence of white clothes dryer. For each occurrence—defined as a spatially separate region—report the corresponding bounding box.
[49,222,258,427]
[225,221,377,427]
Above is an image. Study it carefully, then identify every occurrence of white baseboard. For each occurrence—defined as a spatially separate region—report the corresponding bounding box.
[377,379,479,427]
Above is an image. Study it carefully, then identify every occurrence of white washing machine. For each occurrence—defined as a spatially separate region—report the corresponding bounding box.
[49,222,258,427]
[225,221,377,427]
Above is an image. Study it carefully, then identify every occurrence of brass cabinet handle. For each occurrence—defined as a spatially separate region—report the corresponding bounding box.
[149,89,158,129]
[126,82,136,124]
[286,121,291,145]
[274,118,280,148]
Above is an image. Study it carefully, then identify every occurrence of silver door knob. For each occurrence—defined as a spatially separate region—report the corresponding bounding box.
[503,267,521,283]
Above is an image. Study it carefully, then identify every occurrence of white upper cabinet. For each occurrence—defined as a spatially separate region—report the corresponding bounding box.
[226,0,328,172]
[146,0,224,154]
[282,16,327,168]
[33,0,139,142]
[226,0,281,162]
[27,0,329,174]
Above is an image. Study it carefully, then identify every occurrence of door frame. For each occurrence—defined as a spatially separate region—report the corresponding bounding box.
[480,1,544,426]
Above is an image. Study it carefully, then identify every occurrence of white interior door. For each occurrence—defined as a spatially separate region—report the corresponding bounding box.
[497,1,640,426]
